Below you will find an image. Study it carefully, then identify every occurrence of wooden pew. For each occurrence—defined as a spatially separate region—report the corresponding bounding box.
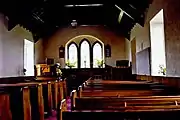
[0,90,12,120]
[0,77,65,120]
[78,85,164,98]
[38,84,45,120]
[80,90,163,97]
[35,77,64,110]
[62,78,68,98]
[83,84,164,90]
[29,79,65,119]
[48,81,53,115]
[1,83,44,120]
[7,85,31,120]
[23,86,32,120]
[81,79,175,98]
[29,81,59,119]
[73,97,180,110]
[58,99,67,120]
[54,81,59,109]
[36,80,64,117]
[27,78,65,117]
[29,79,65,118]
[58,78,180,120]
[86,80,152,85]
[29,84,44,120]
[84,79,166,90]
[71,90,180,110]
[59,79,180,120]
[58,98,180,120]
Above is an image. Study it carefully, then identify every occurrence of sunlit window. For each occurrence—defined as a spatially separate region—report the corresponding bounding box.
[150,9,166,76]
[68,43,78,68]
[93,42,103,68]
[80,40,90,68]
[66,38,104,69]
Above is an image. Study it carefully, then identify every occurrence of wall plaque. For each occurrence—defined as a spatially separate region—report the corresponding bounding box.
[105,44,111,57]
[59,45,65,58]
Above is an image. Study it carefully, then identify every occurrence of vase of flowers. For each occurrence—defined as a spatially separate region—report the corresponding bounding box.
[96,59,104,68]
[158,64,166,75]
[55,63,62,77]
[66,60,76,68]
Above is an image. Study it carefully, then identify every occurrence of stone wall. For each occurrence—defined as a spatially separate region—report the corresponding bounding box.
[41,26,129,67]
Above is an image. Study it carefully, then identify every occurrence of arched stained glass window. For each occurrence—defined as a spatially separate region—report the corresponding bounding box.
[93,42,103,68]
[80,40,90,68]
[68,43,78,68]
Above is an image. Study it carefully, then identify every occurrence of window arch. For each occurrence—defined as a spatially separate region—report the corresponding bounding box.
[93,41,103,68]
[80,39,91,68]
[67,42,78,68]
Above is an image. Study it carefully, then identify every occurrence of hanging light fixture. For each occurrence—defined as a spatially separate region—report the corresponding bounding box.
[71,20,78,28]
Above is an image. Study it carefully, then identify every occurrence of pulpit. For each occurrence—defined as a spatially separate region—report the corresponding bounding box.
[35,64,50,76]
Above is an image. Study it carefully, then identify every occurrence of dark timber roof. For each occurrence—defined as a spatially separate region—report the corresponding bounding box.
[0,1,153,42]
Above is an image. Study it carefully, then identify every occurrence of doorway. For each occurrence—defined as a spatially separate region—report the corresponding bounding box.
[24,39,34,76]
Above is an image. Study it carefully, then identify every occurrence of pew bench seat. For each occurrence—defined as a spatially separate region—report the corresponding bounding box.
[80,90,164,97]
[74,97,180,110]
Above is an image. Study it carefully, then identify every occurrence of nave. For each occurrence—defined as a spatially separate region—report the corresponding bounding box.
[0,1,180,120]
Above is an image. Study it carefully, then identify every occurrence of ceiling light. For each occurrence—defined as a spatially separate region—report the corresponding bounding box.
[65,5,74,7]
[65,4,103,7]
[71,20,77,28]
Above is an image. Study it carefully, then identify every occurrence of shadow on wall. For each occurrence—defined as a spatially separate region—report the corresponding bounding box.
[136,47,151,75]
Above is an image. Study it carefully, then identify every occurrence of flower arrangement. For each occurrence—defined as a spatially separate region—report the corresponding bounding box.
[55,63,62,76]
[96,59,104,68]
[56,68,62,76]
[66,60,76,68]
[158,64,166,75]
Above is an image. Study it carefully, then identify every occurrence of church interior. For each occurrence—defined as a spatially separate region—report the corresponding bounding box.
[1,0,180,120]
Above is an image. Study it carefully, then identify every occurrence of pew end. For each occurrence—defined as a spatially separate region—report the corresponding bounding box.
[22,86,32,120]
[59,80,64,101]
[78,85,83,98]
[0,92,12,120]
[85,81,88,86]
[59,99,67,120]
[63,78,68,98]
[85,77,92,86]
[37,84,45,120]
[70,90,78,110]
[47,81,53,115]
[54,80,59,110]
[82,82,86,89]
